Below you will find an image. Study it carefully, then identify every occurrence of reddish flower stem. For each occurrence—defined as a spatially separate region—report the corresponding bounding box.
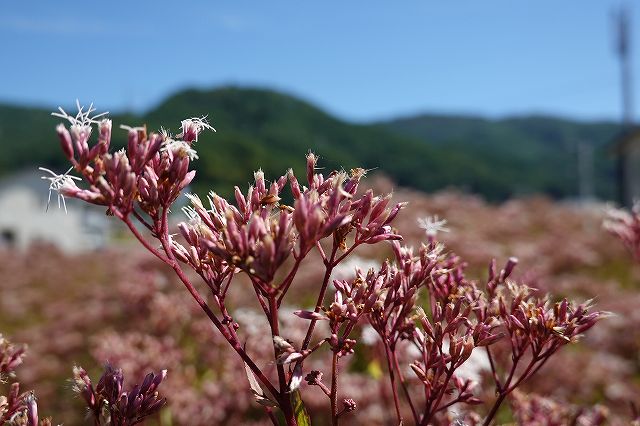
[220,270,235,299]
[330,351,340,426]
[485,346,502,391]
[300,244,339,351]
[125,209,279,399]
[267,295,297,425]
[132,209,154,232]
[483,346,525,426]
[333,238,362,265]
[483,392,507,426]
[119,212,170,264]
[383,341,403,424]
[265,407,279,426]
[423,368,453,426]
[276,255,304,306]
[391,350,418,423]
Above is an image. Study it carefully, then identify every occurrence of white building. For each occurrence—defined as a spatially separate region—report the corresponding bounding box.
[0,170,111,252]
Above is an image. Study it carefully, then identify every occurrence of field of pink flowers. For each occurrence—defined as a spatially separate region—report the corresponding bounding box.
[1,180,638,425]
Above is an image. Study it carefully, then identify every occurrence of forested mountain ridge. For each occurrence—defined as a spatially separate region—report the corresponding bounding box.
[0,87,623,200]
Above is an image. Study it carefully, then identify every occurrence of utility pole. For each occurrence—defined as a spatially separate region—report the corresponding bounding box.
[615,5,633,125]
[613,5,633,205]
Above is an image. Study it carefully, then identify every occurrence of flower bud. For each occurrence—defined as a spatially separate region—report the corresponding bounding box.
[293,310,328,321]
[501,257,518,281]
[273,336,294,352]
[306,152,317,185]
[56,124,74,160]
[342,398,357,412]
[25,393,38,426]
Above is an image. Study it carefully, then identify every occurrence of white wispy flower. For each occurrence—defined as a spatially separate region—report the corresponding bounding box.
[417,215,450,237]
[161,140,199,160]
[179,116,216,142]
[51,100,108,128]
[39,167,81,213]
[185,193,204,208]
[160,127,173,140]
[181,205,200,223]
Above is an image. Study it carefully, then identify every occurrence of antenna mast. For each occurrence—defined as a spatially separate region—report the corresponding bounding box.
[615,5,633,126]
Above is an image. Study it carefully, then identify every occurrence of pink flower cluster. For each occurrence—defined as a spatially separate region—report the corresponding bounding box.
[605,203,640,260]
[35,103,607,425]
[73,364,167,425]
[0,334,44,426]
[1,331,167,426]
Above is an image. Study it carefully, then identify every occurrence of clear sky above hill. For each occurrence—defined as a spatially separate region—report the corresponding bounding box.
[1,1,639,122]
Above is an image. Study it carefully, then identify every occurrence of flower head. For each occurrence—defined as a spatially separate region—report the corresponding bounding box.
[51,100,108,130]
[39,167,81,213]
[418,215,450,237]
[179,116,215,143]
[161,139,199,160]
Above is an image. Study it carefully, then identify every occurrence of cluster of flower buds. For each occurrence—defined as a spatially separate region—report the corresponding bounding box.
[173,203,233,294]
[490,279,602,360]
[366,241,453,346]
[45,105,607,426]
[289,154,404,254]
[0,387,47,426]
[295,265,384,340]
[0,336,50,426]
[53,102,110,169]
[73,364,167,425]
[409,298,494,423]
[0,334,25,378]
[170,172,295,292]
[46,104,212,219]
[475,258,606,425]
[203,173,295,285]
[297,236,502,423]
[173,151,404,298]
[604,203,640,260]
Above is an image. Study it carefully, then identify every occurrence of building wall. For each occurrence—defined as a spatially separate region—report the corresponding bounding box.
[0,186,108,252]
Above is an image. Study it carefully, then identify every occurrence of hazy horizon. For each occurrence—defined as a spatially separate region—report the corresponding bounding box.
[0,83,630,125]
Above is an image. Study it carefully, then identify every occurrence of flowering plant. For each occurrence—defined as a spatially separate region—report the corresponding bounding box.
[605,202,640,260]
[37,102,603,425]
[0,332,166,426]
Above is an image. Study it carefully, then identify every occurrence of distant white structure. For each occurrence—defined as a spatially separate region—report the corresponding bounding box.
[0,170,110,252]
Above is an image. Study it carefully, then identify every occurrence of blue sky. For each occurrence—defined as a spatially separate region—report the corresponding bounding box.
[1,1,638,122]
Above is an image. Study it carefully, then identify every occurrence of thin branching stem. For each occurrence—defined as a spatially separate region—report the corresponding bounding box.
[148,208,279,398]
[300,243,339,351]
[391,349,418,423]
[383,341,403,424]
[330,351,340,426]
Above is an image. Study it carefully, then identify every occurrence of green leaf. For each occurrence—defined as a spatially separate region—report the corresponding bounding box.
[290,389,312,426]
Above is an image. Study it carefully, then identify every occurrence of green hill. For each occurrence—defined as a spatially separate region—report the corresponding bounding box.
[381,113,621,199]
[0,87,624,201]
[143,87,451,196]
